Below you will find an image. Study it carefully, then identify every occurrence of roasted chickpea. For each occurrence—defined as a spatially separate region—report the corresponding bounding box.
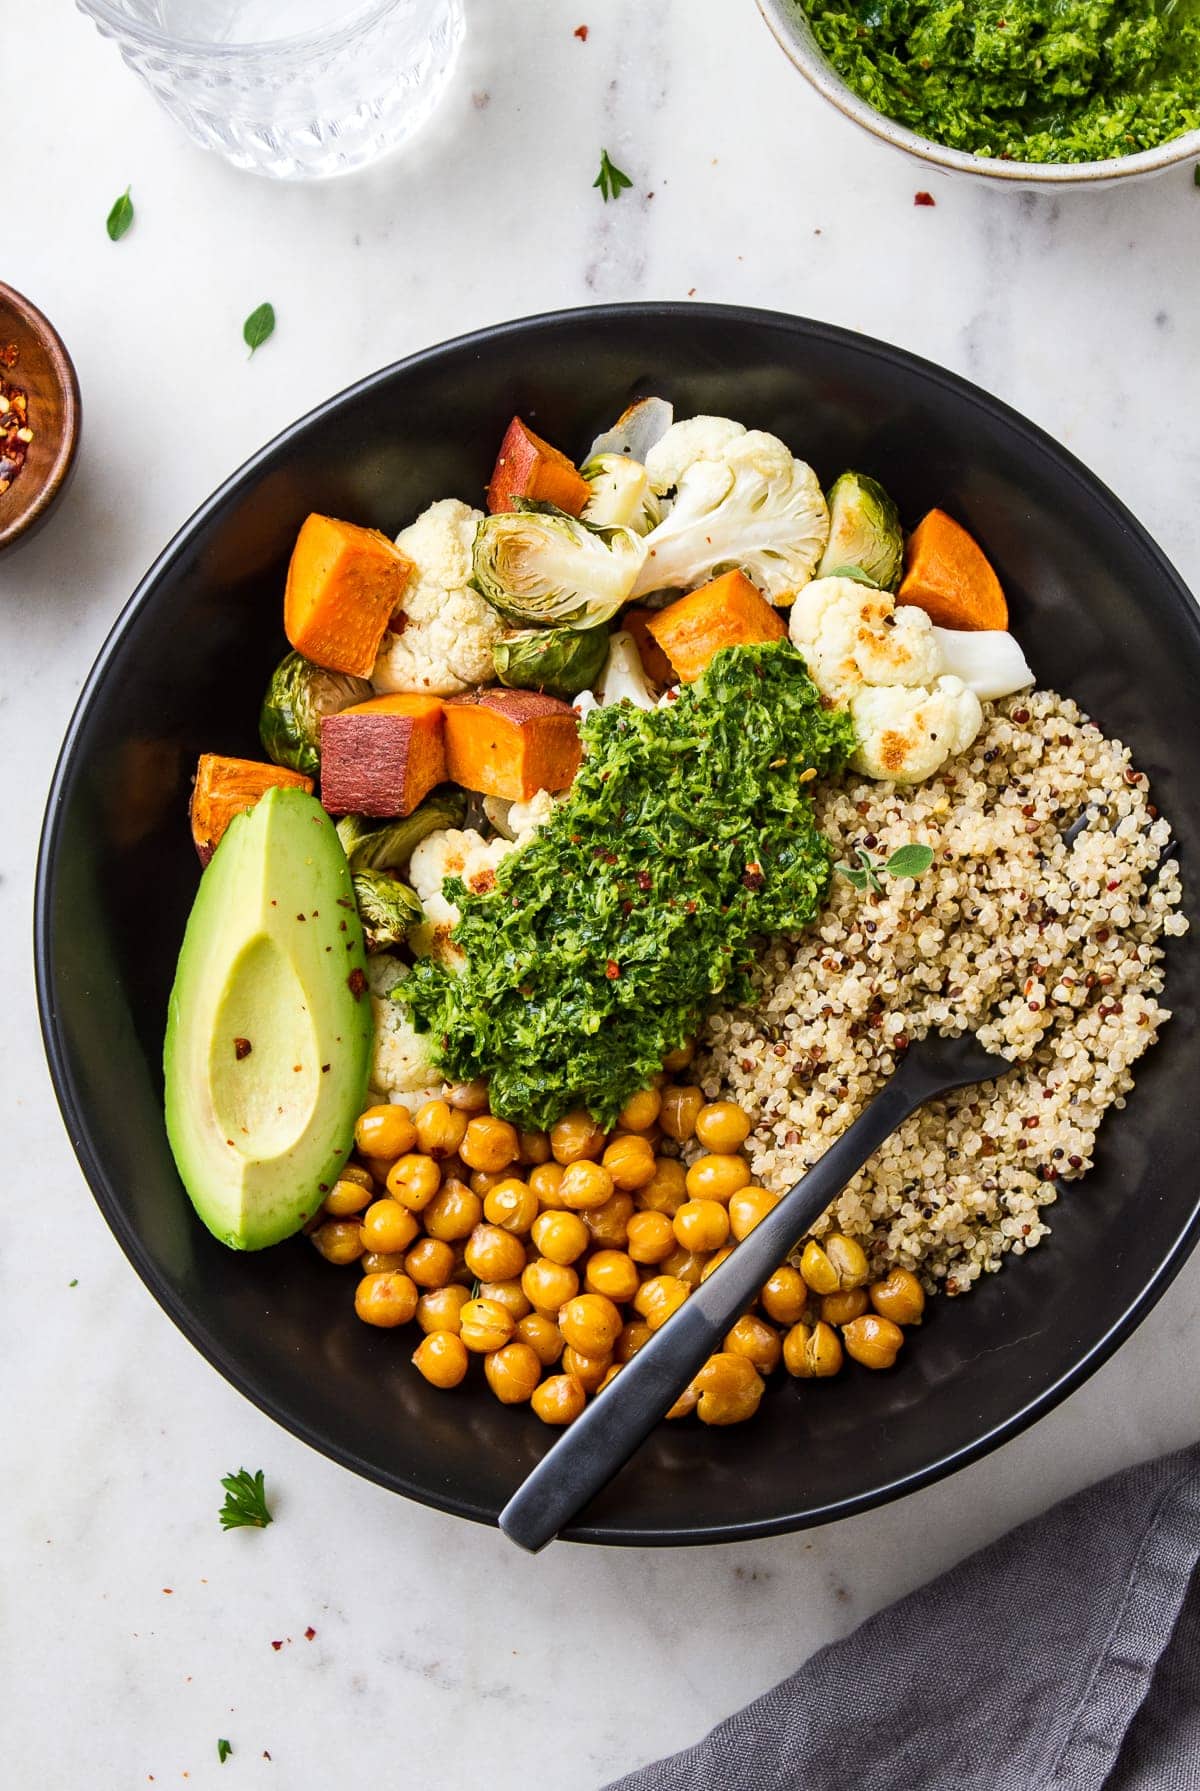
[558,1293,623,1358]
[531,1210,590,1265]
[323,1176,374,1217]
[404,1237,454,1289]
[360,1249,408,1274]
[422,1179,484,1243]
[521,1257,580,1315]
[617,1086,663,1132]
[699,1245,735,1282]
[549,1109,607,1165]
[483,1177,539,1235]
[843,1314,905,1370]
[665,1384,699,1419]
[339,1162,376,1191]
[728,1186,780,1241]
[602,1134,657,1192]
[685,1153,752,1204]
[692,1352,764,1425]
[528,1161,567,1209]
[411,1098,466,1160]
[597,1365,622,1394]
[359,1199,420,1256]
[412,1331,469,1388]
[416,1284,471,1334]
[469,1168,510,1198]
[484,1341,542,1404]
[636,1156,688,1216]
[515,1312,564,1367]
[354,1104,417,1162]
[626,1209,676,1264]
[725,1314,782,1374]
[311,1219,364,1265]
[661,1246,710,1288]
[560,1160,615,1211]
[673,1198,731,1253]
[531,1374,586,1426]
[584,1249,640,1303]
[463,1223,527,1284]
[869,1268,926,1326]
[445,1078,490,1113]
[694,1100,752,1154]
[517,1128,552,1166]
[561,1346,612,1393]
[459,1297,515,1353]
[826,1232,870,1290]
[582,1190,634,1247]
[615,1319,652,1363]
[660,1085,703,1143]
[386,1154,442,1212]
[460,1115,520,1174]
[782,1319,843,1378]
[354,1271,419,1328]
[821,1288,869,1326]
[633,1274,690,1331]
[760,1266,807,1326]
[478,1278,532,1321]
[661,1039,696,1073]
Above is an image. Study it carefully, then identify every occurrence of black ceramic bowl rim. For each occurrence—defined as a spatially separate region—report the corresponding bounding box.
[35,304,1200,1545]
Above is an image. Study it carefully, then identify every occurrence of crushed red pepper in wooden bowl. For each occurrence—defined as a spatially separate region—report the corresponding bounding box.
[0,343,32,497]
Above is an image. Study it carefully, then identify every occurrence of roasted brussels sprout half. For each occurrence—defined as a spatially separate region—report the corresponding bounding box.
[816,472,904,591]
[492,624,610,699]
[580,453,662,535]
[471,505,645,629]
[336,791,466,873]
[352,870,423,954]
[258,651,372,776]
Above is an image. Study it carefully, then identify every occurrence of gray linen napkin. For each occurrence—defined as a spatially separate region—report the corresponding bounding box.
[603,1443,1200,1791]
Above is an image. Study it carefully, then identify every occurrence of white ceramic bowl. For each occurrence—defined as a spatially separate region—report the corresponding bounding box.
[757,0,1200,186]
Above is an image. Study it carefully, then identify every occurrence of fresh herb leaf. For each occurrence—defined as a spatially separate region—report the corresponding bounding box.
[242,302,276,355]
[836,840,933,895]
[106,187,134,242]
[593,148,633,202]
[68,1278,78,1287]
[217,1739,232,1764]
[886,843,935,879]
[218,1467,273,1530]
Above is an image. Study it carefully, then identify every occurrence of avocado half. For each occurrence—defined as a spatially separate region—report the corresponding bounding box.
[164,787,373,1250]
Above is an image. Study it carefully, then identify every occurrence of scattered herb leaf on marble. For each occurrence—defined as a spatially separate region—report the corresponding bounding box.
[69,1278,78,1287]
[243,303,276,356]
[218,1467,273,1530]
[106,187,134,242]
[217,1740,232,1764]
[593,148,633,202]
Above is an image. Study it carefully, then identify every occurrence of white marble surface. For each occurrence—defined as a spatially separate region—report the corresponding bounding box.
[6,3,1200,1786]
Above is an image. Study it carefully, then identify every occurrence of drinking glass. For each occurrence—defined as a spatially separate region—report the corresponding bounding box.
[76,0,466,180]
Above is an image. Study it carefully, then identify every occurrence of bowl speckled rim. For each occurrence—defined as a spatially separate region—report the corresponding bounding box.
[757,0,1200,185]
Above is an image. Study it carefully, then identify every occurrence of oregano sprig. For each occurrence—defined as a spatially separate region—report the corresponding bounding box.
[836,842,934,895]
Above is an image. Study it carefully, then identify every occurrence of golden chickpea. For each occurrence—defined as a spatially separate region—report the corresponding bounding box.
[686,1154,752,1204]
[361,1250,408,1274]
[799,1239,837,1295]
[386,1154,442,1212]
[584,1249,640,1303]
[483,1177,539,1234]
[661,1039,696,1073]
[323,1177,374,1217]
[463,1223,527,1284]
[445,1078,490,1113]
[673,1198,731,1253]
[459,1297,515,1353]
[460,1115,520,1174]
[826,1232,870,1290]
[633,1274,690,1331]
[560,1160,615,1212]
[359,1199,420,1256]
[636,1160,689,1219]
[528,1161,567,1209]
[558,1293,623,1358]
[484,1341,542,1405]
[311,1219,365,1265]
[602,1134,657,1192]
[760,1266,807,1326]
[561,1345,613,1393]
[694,1100,752,1154]
[660,1246,709,1288]
[728,1187,780,1241]
[411,1099,467,1161]
[531,1374,586,1426]
[515,1311,564,1367]
[521,1257,580,1315]
[412,1330,469,1389]
[354,1104,417,1162]
[782,1319,843,1378]
[699,1245,735,1283]
[422,1179,484,1243]
[478,1279,532,1321]
[354,1271,419,1327]
[843,1314,905,1370]
[416,1284,471,1334]
[583,1190,634,1248]
[870,1268,926,1326]
[469,1168,510,1198]
[549,1109,607,1165]
[339,1162,376,1190]
[724,1314,782,1374]
[660,1085,703,1143]
[405,1237,455,1289]
[618,1086,663,1133]
[531,1210,590,1266]
[615,1319,652,1363]
[821,1288,870,1326]
[665,1384,699,1419]
[518,1128,552,1166]
[692,1352,764,1425]
[597,1364,622,1393]
[626,1209,677,1264]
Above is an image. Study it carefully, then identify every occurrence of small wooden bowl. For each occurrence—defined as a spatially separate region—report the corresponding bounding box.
[0,283,82,555]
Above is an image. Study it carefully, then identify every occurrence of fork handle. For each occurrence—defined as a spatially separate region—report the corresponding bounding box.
[498,1062,934,1553]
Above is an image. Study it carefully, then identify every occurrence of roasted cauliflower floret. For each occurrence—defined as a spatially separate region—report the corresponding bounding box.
[367,956,438,1097]
[372,499,504,696]
[408,827,519,966]
[849,678,983,782]
[789,576,943,698]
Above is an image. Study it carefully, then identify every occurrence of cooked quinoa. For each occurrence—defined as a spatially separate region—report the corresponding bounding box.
[698,691,1187,1296]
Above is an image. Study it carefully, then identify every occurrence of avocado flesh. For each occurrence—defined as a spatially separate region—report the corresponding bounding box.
[164,787,372,1250]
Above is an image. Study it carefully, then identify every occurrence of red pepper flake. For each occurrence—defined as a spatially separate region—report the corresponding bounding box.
[321,1062,330,1073]
[574,22,589,38]
[742,865,764,891]
[605,959,620,979]
[636,871,652,892]
[271,1639,284,1651]
[347,968,367,998]
[234,1037,252,1060]
[685,899,697,914]
[914,190,936,206]
[305,1625,317,1640]
[162,1587,173,1594]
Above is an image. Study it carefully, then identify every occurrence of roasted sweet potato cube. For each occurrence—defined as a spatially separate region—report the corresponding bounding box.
[190,754,314,865]
[486,417,591,518]
[319,695,446,817]
[443,688,582,801]
[646,570,787,683]
[284,513,414,678]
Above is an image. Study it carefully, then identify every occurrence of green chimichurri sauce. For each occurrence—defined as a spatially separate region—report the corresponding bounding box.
[803,0,1200,163]
[401,642,856,1130]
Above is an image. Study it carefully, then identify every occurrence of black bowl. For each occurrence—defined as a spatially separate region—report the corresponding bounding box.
[36,305,1200,1545]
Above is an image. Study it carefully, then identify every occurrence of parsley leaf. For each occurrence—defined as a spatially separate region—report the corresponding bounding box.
[106,187,134,242]
[243,302,276,355]
[218,1467,273,1530]
[217,1739,232,1764]
[593,148,633,202]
